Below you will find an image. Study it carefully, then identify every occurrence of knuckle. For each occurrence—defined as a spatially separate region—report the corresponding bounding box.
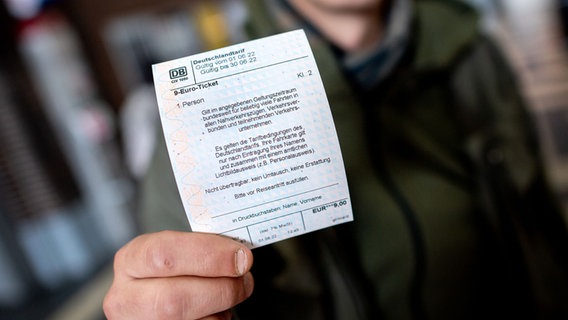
[102,286,123,319]
[112,233,145,274]
[113,232,178,278]
[112,246,127,272]
[143,233,176,275]
[153,286,188,319]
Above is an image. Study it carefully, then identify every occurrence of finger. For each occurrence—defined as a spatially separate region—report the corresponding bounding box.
[198,309,232,320]
[104,272,254,320]
[114,231,253,279]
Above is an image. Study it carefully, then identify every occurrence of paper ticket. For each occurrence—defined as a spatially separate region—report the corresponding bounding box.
[152,29,353,248]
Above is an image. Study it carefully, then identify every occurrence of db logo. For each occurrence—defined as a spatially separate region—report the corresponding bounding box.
[169,67,188,79]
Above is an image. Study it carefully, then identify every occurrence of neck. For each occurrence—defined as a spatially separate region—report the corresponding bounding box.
[288,0,386,52]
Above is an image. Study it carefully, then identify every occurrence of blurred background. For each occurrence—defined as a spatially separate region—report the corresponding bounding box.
[0,0,566,319]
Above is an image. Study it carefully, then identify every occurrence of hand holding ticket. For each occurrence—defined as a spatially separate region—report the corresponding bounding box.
[152,29,353,248]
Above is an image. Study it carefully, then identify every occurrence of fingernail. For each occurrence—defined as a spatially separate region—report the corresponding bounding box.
[222,310,233,320]
[236,248,247,276]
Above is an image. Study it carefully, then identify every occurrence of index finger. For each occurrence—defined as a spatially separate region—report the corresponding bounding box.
[114,231,253,280]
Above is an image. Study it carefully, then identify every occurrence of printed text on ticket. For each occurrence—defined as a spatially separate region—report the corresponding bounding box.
[152,29,353,248]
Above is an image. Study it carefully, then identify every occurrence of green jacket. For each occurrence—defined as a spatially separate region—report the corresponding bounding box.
[140,0,568,319]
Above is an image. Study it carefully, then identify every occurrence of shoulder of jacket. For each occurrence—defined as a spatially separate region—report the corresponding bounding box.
[413,0,482,71]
